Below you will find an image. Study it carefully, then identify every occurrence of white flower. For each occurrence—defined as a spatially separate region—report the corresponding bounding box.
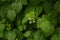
[29,21,32,24]
[33,20,35,23]
[28,17,31,20]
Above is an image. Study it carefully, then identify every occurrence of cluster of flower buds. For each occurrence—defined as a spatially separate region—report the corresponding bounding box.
[28,16,35,24]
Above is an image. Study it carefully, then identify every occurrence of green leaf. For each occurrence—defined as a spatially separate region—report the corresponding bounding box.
[10,1,22,13]
[35,6,43,17]
[22,13,31,24]
[29,0,41,6]
[0,5,7,18]
[0,32,3,38]
[0,19,6,24]
[16,17,22,26]
[24,30,31,37]
[22,6,35,24]
[37,18,54,37]
[51,34,60,40]
[0,24,5,32]
[43,2,53,13]
[18,25,26,32]
[21,0,27,5]
[7,10,16,21]
[5,31,16,40]
[34,30,45,40]
[46,11,57,25]
[27,33,34,40]
[18,26,23,32]
[54,1,60,12]
[56,13,60,24]
[55,27,60,34]
[27,37,34,40]
[41,12,57,26]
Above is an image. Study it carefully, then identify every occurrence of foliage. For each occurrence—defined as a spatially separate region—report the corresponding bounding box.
[0,0,60,40]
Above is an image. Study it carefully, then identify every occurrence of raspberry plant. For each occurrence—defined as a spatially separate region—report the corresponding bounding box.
[0,0,60,40]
